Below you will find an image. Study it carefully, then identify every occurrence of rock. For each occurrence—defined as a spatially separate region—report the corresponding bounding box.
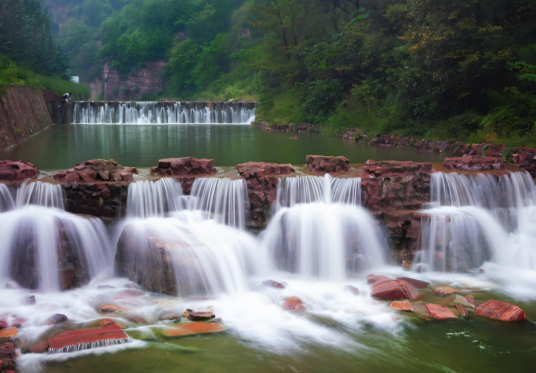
[344,285,360,296]
[99,319,115,326]
[454,305,468,317]
[282,296,307,311]
[262,280,286,289]
[188,312,215,321]
[236,162,295,232]
[22,295,36,305]
[162,322,226,337]
[360,160,432,217]
[211,318,223,324]
[425,304,458,320]
[101,304,128,314]
[0,342,16,371]
[366,274,391,284]
[402,260,410,270]
[124,314,149,324]
[0,321,6,330]
[0,160,38,182]
[158,310,182,321]
[390,301,414,312]
[474,300,526,322]
[432,286,458,296]
[53,159,138,182]
[47,325,128,352]
[45,314,68,325]
[29,340,49,354]
[306,155,350,174]
[454,295,475,309]
[115,290,144,298]
[443,155,504,171]
[0,328,18,339]
[396,277,429,289]
[370,280,419,301]
[151,157,216,176]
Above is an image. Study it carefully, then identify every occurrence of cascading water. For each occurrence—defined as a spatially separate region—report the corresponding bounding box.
[72,102,256,124]
[126,178,185,218]
[0,184,14,212]
[188,178,247,229]
[262,174,385,280]
[16,181,65,209]
[414,171,536,272]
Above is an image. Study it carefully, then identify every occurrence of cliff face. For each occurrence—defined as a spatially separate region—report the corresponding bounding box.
[93,62,166,100]
[0,85,53,151]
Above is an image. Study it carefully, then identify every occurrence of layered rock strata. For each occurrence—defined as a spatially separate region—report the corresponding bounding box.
[443,155,504,171]
[306,155,350,174]
[236,162,295,232]
[0,160,38,182]
[151,157,216,194]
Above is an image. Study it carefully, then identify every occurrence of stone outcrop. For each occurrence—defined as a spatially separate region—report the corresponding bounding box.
[236,162,295,232]
[47,325,129,352]
[282,296,306,311]
[425,304,458,320]
[474,300,526,321]
[0,85,53,151]
[150,157,216,194]
[396,277,429,289]
[0,160,38,182]
[369,277,419,300]
[432,286,459,296]
[360,161,432,217]
[306,155,350,174]
[384,211,427,264]
[443,155,504,171]
[53,159,138,183]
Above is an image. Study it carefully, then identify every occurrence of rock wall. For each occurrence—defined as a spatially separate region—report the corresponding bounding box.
[0,85,53,151]
[103,62,166,101]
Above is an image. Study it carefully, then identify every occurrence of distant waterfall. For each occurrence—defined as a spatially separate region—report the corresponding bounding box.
[414,171,536,272]
[72,102,256,124]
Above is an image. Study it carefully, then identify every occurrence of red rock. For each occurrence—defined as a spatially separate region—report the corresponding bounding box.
[79,173,94,182]
[474,300,526,322]
[306,155,350,174]
[162,322,226,337]
[344,285,360,296]
[29,340,49,353]
[371,280,419,300]
[390,301,414,312]
[0,328,18,338]
[396,277,429,289]
[443,155,504,171]
[366,274,391,284]
[54,159,138,183]
[0,342,16,371]
[425,304,458,320]
[263,280,286,289]
[151,157,216,176]
[101,304,128,313]
[124,314,149,324]
[432,286,458,296]
[45,314,68,325]
[99,319,115,326]
[454,305,468,317]
[282,296,307,311]
[361,160,432,178]
[47,325,128,351]
[64,173,80,182]
[188,312,215,321]
[0,321,6,329]
[0,160,38,182]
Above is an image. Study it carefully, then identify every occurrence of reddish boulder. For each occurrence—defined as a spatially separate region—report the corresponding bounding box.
[47,325,128,352]
[432,286,458,296]
[53,159,138,183]
[396,277,429,289]
[188,312,216,321]
[124,314,149,324]
[306,155,350,174]
[0,342,16,371]
[282,296,307,311]
[236,162,295,232]
[0,160,38,182]
[263,280,286,289]
[344,285,360,296]
[162,322,226,337]
[151,157,216,176]
[443,155,504,171]
[0,328,17,339]
[390,301,414,312]
[474,300,526,322]
[360,160,432,217]
[101,304,128,314]
[366,274,391,284]
[45,314,68,325]
[425,304,458,320]
[370,280,419,301]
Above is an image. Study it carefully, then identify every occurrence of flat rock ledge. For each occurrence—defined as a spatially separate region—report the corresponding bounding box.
[0,160,38,182]
[306,155,349,174]
[443,155,504,171]
[53,159,138,183]
[151,157,216,176]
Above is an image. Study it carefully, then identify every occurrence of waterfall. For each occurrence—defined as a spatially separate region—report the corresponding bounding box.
[415,171,536,272]
[126,178,185,218]
[262,174,384,280]
[0,184,15,212]
[15,181,64,209]
[277,175,361,208]
[71,102,256,124]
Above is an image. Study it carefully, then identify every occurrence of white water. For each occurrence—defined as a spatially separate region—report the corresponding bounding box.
[72,102,256,125]
[415,171,536,272]
[126,178,185,218]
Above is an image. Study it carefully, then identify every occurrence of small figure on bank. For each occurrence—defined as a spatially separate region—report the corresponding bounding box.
[62,93,72,101]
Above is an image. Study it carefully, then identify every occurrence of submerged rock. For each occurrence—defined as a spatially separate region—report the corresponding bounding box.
[306,155,350,174]
[45,314,68,325]
[425,304,458,320]
[454,305,468,317]
[396,277,429,289]
[47,325,129,353]
[282,296,307,311]
[0,327,18,339]
[390,301,414,312]
[101,304,128,314]
[263,280,286,289]
[454,295,475,309]
[474,300,526,322]
[370,279,419,301]
[432,286,459,296]
[0,160,38,182]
